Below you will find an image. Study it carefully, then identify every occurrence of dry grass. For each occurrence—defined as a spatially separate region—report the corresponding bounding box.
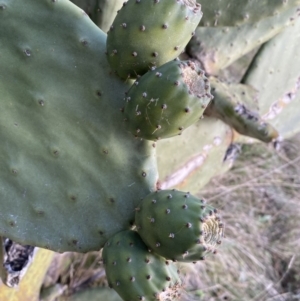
[181,135,300,301]
[42,135,300,301]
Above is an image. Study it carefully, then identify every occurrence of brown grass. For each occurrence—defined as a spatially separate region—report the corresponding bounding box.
[181,135,300,301]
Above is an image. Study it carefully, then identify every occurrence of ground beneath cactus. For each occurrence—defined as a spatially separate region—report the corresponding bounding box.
[40,134,300,301]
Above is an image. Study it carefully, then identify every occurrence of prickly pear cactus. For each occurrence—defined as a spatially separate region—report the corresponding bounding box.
[71,0,124,33]
[0,0,158,252]
[102,230,182,301]
[199,0,300,27]
[157,117,233,193]
[242,17,300,141]
[187,5,299,75]
[106,0,202,78]
[124,60,212,140]
[205,78,279,143]
[135,190,223,262]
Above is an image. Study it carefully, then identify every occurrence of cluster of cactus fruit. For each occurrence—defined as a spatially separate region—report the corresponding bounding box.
[0,0,300,300]
[103,190,223,300]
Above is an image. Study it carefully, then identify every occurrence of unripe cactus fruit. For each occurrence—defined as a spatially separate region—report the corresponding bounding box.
[123,60,212,141]
[102,230,182,301]
[135,190,223,262]
[106,0,202,79]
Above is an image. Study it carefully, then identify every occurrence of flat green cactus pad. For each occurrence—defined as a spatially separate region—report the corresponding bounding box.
[71,0,124,33]
[0,0,158,252]
[157,117,232,194]
[243,17,300,140]
[199,0,300,27]
[188,6,299,74]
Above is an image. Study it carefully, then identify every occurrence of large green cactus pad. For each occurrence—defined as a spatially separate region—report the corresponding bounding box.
[0,0,157,252]
[187,6,299,74]
[157,117,233,194]
[199,0,300,27]
[243,17,300,141]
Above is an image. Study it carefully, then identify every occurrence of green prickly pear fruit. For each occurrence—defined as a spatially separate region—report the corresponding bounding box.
[102,230,182,301]
[135,190,223,262]
[123,60,212,141]
[106,0,202,79]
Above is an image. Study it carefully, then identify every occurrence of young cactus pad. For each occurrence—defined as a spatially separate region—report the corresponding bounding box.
[0,0,158,252]
[102,230,182,301]
[205,78,279,143]
[106,0,202,79]
[123,60,212,141]
[135,190,223,262]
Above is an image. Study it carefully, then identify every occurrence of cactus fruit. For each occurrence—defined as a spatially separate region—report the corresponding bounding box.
[205,78,279,143]
[199,0,300,27]
[123,60,212,141]
[106,0,202,79]
[0,0,158,252]
[102,230,182,301]
[135,190,223,262]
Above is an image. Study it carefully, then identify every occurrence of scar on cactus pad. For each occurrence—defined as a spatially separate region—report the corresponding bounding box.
[123,60,212,141]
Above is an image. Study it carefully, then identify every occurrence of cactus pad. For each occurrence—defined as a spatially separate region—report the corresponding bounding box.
[102,230,182,301]
[135,190,223,262]
[199,0,300,27]
[123,60,212,141]
[71,0,124,33]
[157,117,233,193]
[205,78,279,143]
[243,17,300,140]
[188,5,299,74]
[0,0,158,252]
[106,0,202,79]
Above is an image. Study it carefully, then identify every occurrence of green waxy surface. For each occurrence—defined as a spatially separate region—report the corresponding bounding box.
[106,0,202,79]
[157,117,233,194]
[123,60,212,141]
[71,0,124,33]
[243,18,300,141]
[199,0,300,27]
[205,79,279,143]
[102,230,182,301]
[0,0,158,252]
[135,190,223,262]
[188,6,299,74]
